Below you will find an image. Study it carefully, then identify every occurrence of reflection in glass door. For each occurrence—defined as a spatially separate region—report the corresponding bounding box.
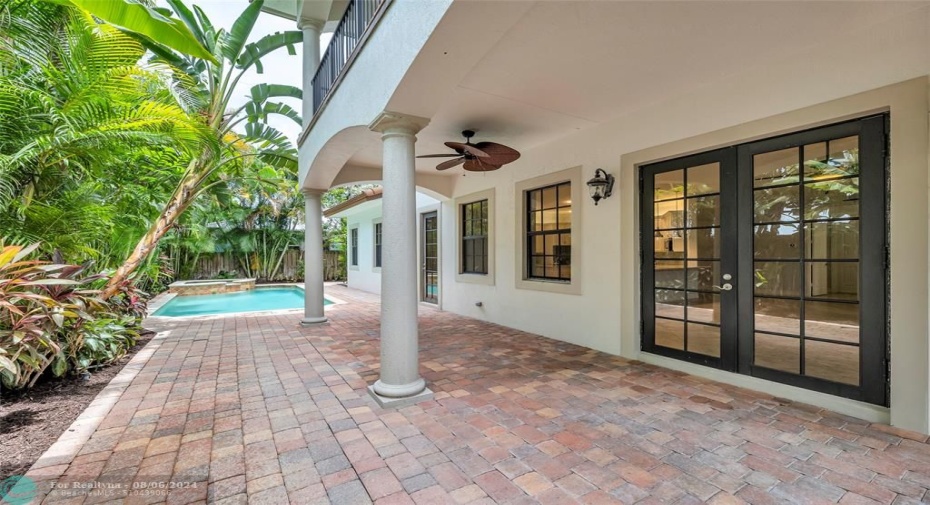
[642,149,739,369]
[737,115,887,404]
[421,211,439,304]
[642,115,887,405]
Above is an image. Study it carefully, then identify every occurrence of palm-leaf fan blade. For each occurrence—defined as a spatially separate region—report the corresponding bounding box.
[436,158,465,170]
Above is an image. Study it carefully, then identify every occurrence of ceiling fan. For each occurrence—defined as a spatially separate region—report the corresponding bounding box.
[417,130,520,172]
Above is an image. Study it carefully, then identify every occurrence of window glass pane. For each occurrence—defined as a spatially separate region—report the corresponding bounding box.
[655,289,685,319]
[754,261,801,297]
[557,208,572,229]
[754,333,800,373]
[754,223,800,259]
[654,230,685,259]
[754,148,800,187]
[686,260,718,292]
[541,209,558,230]
[805,136,859,180]
[754,185,800,223]
[805,301,859,343]
[464,203,472,222]
[532,235,544,255]
[558,183,572,207]
[531,211,543,232]
[805,340,859,385]
[806,221,858,260]
[686,195,719,227]
[542,186,557,210]
[686,163,719,196]
[655,260,684,289]
[555,238,570,267]
[806,261,858,300]
[655,318,684,350]
[687,293,720,324]
[655,170,684,201]
[686,228,719,259]
[560,264,571,280]
[687,323,720,357]
[754,298,800,335]
[655,200,684,230]
[805,177,859,220]
[529,191,543,211]
[531,257,545,277]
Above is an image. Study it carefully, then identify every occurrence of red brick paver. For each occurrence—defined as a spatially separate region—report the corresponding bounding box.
[27,285,930,504]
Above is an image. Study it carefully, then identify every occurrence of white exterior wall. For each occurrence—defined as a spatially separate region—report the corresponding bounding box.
[434,8,930,432]
[345,193,439,295]
[307,3,930,432]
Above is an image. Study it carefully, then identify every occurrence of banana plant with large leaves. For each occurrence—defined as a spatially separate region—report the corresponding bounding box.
[44,0,216,61]
[102,0,303,298]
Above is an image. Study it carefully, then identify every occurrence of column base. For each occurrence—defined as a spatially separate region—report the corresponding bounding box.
[300,316,328,326]
[367,385,434,409]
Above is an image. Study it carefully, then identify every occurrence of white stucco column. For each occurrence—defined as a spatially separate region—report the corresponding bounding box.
[298,18,323,120]
[368,112,432,405]
[301,188,327,325]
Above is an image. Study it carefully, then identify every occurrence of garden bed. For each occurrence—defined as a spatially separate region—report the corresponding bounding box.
[0,330,155,481]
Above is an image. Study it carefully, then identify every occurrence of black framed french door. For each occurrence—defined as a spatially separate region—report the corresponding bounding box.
[642,148,740,370]
[421,211,439,304]
[641,114,888,406]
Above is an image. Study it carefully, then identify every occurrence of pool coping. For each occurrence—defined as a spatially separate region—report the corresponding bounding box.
[145,282,346,320]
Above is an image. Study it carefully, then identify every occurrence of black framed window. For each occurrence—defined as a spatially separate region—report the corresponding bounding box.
[461,200,488,274]
[526,182,571,281]
[350,228,358,267]
[374,223,382,268]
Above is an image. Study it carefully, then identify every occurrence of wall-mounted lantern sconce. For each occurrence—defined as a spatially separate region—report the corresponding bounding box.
[586,168,615,205]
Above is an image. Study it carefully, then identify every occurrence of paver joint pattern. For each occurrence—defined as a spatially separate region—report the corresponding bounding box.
[25,285,930,504]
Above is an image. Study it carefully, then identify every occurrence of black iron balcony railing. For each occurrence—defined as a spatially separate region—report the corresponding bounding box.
[310,0,386,117]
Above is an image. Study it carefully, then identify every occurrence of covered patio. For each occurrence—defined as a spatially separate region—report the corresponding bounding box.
[26,285,930,504]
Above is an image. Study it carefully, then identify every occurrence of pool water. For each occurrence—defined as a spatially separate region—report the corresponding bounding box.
[152,287,332,317]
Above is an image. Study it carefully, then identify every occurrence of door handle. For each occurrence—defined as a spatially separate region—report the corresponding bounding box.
[713,283,733,291]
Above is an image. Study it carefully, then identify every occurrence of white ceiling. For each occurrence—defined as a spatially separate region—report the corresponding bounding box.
[345,1,925,175]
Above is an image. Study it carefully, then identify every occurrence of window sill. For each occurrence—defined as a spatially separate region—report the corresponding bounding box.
[515,276,581,295]
[455,272,494,286]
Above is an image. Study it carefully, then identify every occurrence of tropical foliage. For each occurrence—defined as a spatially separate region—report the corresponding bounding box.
[101,0,304,298]
[0,244,143,390]
[0,0,309,389]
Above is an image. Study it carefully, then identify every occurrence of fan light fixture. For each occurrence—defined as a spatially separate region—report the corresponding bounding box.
[586,169,615,205]
[417,130,521,172]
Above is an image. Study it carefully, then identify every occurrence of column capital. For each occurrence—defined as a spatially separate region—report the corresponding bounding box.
[297,17,324,31]
[300,187,326,197]
[368,111,430,136]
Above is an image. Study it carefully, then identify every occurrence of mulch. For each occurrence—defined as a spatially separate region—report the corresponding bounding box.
[0,331,156,481]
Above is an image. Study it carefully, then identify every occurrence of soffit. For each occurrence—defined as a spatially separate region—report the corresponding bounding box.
[344,1,924,176]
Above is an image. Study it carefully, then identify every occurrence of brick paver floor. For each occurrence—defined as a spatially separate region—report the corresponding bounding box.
[25,285,930,504]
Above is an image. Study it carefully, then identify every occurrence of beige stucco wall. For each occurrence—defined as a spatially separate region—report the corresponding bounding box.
[437,6,930,431]
[620,78,929,434]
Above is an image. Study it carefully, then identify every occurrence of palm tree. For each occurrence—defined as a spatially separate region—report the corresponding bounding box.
[102,0,303,297]
[0,0,212,261]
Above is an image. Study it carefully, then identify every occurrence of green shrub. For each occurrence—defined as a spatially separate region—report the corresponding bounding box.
[0,243,145,390]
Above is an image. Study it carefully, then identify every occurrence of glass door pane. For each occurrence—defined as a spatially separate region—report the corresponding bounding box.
[422,212,439,304]
[643,150,737,368]
[749,138,861,385]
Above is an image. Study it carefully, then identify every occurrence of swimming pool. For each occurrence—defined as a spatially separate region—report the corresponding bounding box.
[151,287,332,317]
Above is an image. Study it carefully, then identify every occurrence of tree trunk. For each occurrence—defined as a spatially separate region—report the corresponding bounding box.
[101,171,201,299]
